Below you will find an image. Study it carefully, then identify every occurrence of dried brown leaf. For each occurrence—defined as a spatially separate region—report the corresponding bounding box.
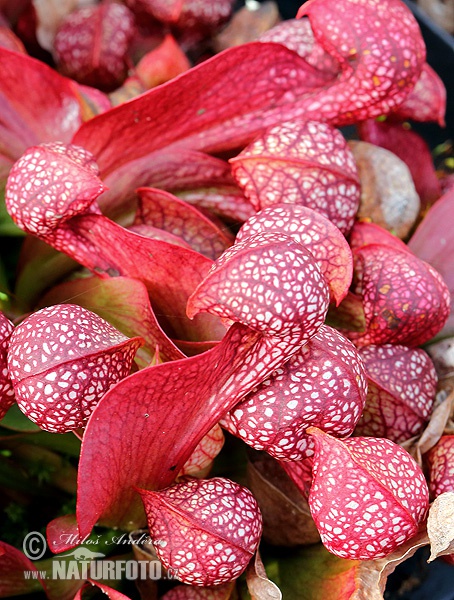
[427,492,454,561]
[351,527,429,600]
[246,551,282,600]
[403,388,454,464]
[129,530,158,563]
[427,339,454,402]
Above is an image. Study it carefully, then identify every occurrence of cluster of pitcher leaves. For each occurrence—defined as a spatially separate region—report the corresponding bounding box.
[0,0,454,598]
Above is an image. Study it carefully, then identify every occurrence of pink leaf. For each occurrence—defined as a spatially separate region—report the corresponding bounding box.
[348,243,451,347]
[74,581,133,599]
[129,0,235,31]
[76,325,262,533]
[0,25,26,53]
[135,187,234,260]
[426,435,454,499]
[129,222,194,248]
[408,188,454,338]
[134,33,191,90]
[258,18,339,77]
[5,142,221,342]
[0,541,46,597]
[307,427,429,559]
[6,142,106,239]
[47,514,81,554]
[0,312,14,419]
[176,182,254,224]
[236,204,353,305]
[358,119,442,208]
[76,233,329,534]
[296,0,426,124]
[348,221,409,254]
[221,325,367,461]
[281,457,314,500]
[54,3,135,92]
[63,214,219,341]
[0,47,82,178]
[179,424,225,478]
[51,0,426,218]
[98,148,247,223]
[140,477,262,585]
[187,232,330,341]
[354,344,437,442]
[72,0,425,183]
[71,42,330,167]
[390,63,446,125]
[39,276,184,366]
[7,304,143,432]
[230,119,360,234]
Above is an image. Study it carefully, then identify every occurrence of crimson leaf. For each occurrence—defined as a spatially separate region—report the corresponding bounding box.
[76,233,329,534]
[408,188,454,339]
[307,427,429,559]
[7,304,143,432]
[5,142,221,342]
[140,477,262,586]
[236,204,353,305]
[135,187,233,260]
[0,48,82,179]
[0,312,14,419]
[72,0,425,185]
[39,276,184,366]
[296,0,426,124]
[348,243,450,347]
[230,119,360,234]
[54,3,135,92]
[354,344,437,442]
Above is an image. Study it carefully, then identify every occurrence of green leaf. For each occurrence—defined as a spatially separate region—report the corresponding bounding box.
[0,420,81,458]
[14,237,78,311]
[16,432,81,458]
[0,184,24,236]
[1,404,41,432]
[265,544,360,599]
[0,455,51,496]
